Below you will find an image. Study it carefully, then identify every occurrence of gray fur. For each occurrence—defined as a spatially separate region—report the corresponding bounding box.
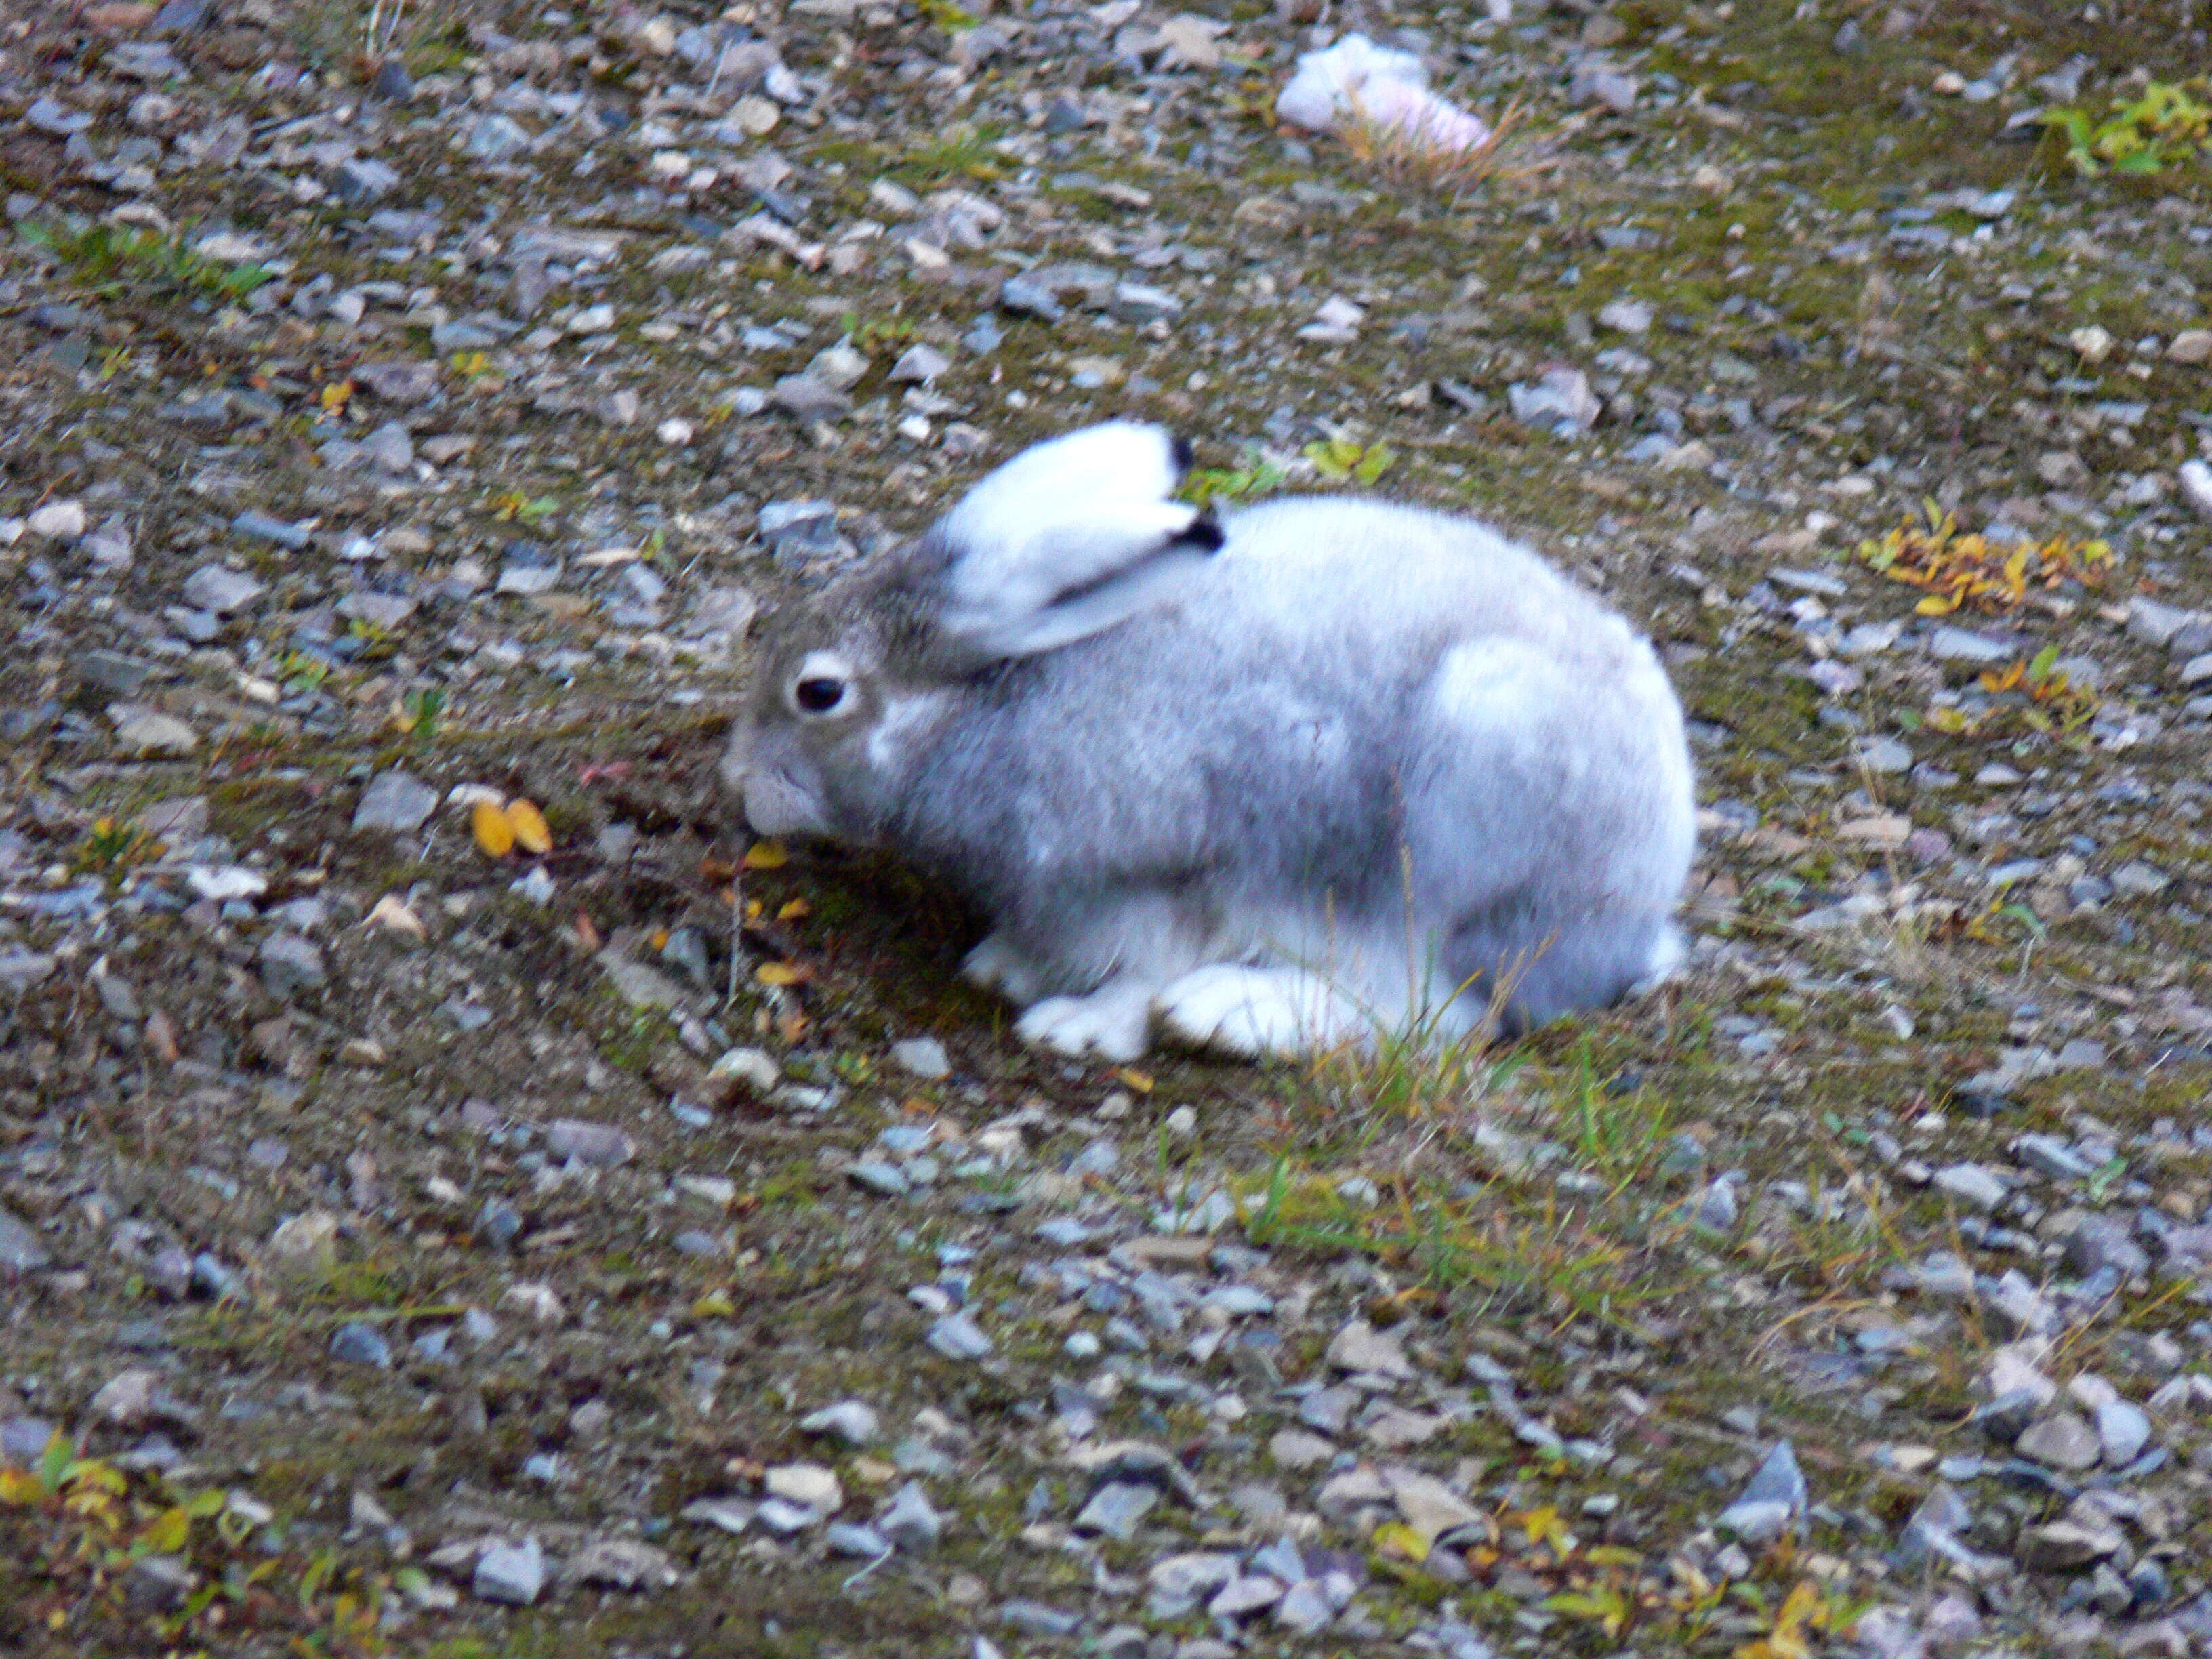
[723,422,1696,1060]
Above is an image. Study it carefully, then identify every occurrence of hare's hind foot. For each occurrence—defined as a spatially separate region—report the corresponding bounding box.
[1155,965,1367,1060]
[1012,977,1155,1062]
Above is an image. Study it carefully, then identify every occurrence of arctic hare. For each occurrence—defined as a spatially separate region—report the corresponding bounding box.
[723,421,1694,1062]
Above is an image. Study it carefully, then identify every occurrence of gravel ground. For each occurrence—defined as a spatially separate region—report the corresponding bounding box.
[7,0,2212,1654]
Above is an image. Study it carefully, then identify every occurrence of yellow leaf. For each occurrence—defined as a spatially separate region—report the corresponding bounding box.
[1925,707,1969,734]
[321,380,352,413]
[0,1467,48,1506]
[471,800,515,857]
[505,798,552,855]
[692,1290,735,1319]
[1775,1580,1824,1629]
[1913,594,1953,616]
[755,961,807,987]
[741,840,790,870]
[1114,1067,1155,1094]
[140,1505,191,1553]
[1370,1521,1430,1561]
[777,898,812,920]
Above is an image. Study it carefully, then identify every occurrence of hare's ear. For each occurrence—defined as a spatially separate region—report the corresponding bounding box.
[926,422,1223,663]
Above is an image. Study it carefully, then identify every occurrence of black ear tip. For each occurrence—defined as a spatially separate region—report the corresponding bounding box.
[1180,510,1226,552]
[1168,432,1195,475]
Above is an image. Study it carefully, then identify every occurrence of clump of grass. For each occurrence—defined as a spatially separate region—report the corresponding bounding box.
[25,221,276,306]
[1335,95,1526,195]
[893,125,1004,186]
[1235,1158,1658,1324]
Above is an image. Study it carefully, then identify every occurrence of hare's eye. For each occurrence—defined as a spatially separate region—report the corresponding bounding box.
[794,676,847,715]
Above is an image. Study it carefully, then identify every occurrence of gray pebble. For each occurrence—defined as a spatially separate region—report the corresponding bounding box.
[926,1313,992,1359]
[329,1321,394,1368]
[472,1538,546,1605]
[352,769,439,833]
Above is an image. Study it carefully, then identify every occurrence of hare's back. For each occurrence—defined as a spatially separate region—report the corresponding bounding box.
[1210,497,1627,665]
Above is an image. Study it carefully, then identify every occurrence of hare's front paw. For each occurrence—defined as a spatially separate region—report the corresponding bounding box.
[962,934,1048,1007]
[1013,979,1155,1061]
[1157,965,1361,1059]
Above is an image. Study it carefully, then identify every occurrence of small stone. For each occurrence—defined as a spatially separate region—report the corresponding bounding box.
[754,1496,821,1534]
[113,710,199,756]
[474,1198,524,1249]
[890,343,951,384]
[1151,1553,1239,1601]
[27,500,86,540]
[1000,1601,1082,1637]
[1209,1574,1286,1619]
[2095,1399,2151,1466]
[878,1481,944,1550]
[1073,1481,1158,1540]
[352,769,439,833]
[180,564,264,614]
[2064,1214,2148,1279]
[1718,1441,1807,1544]
[465,113,531,162]
[2167,329,2212,365]
[91,1368,159,1427]
[1927,625,2013,663]
[2110,861,2171,898]
[2016,1410,2101,1471]
[790,1401,876,1450]
[1597,298,1653,335]
[1895,1481,1973,1568]
[1275,1579,1337,1633]
[1858,736,1912,775]
[544,1120,634,1167]
[1933,1163,2007,1211]
[1269,1429,1335,1469]
[826,1522,890,1557]
[473,1538,546,1605]
[2016,1519,2121,1571]
[566,1538,676,1591]
[0,1206,52,1274]
[258,933,327,998]
[1325,1318,1413,1379]
[771,375,851,421]
[329,1321,393,1367]
[849,1160,912,1197]
[765,1463,843,1513]
[891,1036,952,1079]
[2180,460,2212,522]
[927,1313,992,1359]
[333,156,401,204]
[1507,366,1601,436]
[1388,1469,1483,1544]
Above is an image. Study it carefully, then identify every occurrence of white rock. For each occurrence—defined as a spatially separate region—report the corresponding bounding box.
[2178,459,2212,522]
[764,1462,843,1513]
[26,500,86,540]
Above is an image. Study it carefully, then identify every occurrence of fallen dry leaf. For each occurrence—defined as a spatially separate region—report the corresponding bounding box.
[472,800,516,857]
[506,798,553,855]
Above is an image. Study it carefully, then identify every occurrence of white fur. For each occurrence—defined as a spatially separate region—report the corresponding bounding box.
[1014,977,1157,1061]
[935,423,1210,660]
[866,690,953,772]
[1155,964,1366,1059]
